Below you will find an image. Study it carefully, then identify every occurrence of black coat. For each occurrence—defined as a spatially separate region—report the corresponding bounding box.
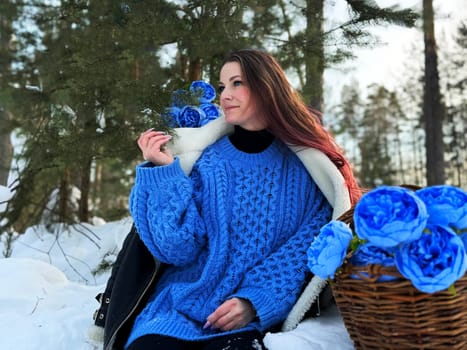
[93,224,166,350]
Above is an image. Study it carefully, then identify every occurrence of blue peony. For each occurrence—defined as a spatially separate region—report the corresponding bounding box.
[349,243,398,281]
[354,186,429,248]
[307,220,353,279]
[350,243,396,267]
[199,103,221,126]
[190,80,216,103]
[395,225,467,293]
[176,105,205,128]
[416,185,467,230]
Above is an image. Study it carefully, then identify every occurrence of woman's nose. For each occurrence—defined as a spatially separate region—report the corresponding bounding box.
[220,89,232,101]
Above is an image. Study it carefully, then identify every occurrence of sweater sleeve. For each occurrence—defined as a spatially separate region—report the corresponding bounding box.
[231,183,332,330]
[129,158,207,266]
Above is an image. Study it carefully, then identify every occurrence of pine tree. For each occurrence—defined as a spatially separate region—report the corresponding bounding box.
[333,80,364,171]
[443,21,467,188]
[1,0,293,231]
[275,0,418,111]
[2,0,176,230]
[358,85,403,187]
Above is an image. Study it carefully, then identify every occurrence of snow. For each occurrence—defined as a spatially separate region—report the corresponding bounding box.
[0,185,354,349]
[0,185,13,213]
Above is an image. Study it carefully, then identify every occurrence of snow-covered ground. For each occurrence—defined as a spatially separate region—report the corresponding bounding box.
[0,185,354,350]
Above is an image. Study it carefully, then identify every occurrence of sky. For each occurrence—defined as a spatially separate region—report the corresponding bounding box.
[0,185,354,350]
[323,0,467,109]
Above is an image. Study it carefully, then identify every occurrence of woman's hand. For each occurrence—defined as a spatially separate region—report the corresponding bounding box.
[204,298,256,331]
[137,129,174,165]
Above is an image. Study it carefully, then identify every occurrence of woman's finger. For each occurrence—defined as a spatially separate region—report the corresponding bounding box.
[139,132,170,152]
[138,131,173,165]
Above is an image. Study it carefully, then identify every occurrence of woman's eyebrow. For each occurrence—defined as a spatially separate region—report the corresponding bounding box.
[219,75,241,85]
[229,75,241,81]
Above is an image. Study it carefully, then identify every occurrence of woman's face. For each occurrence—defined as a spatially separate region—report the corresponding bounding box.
[219,62,267,130]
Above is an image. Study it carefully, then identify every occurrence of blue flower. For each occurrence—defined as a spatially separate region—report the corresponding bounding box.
[350,244,395,267]
[319,185,467,292]
[395,225,467,293]
[163,81,220,128]
[176,105,205,128]
[199,103,221,126]
[190,80,216,103]
[307,220,353,279]
[354,186,429,248]
[415,185,467,230]
[349,243,398,281]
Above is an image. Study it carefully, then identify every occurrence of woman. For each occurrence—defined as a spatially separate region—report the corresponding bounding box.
[92,49,360,350]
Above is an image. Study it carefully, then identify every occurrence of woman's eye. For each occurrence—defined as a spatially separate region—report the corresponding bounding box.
[218,86,225,93]
[233,80,242,87]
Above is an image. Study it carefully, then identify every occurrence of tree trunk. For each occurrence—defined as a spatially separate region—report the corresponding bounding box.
[422,0,445,185]
[132,59,140,80]
[188,57,202,81]
[0,111,13,186]
[303,0,324,111]
[78,158,92,222]
[0,11,13,186]
[58,168,71,223]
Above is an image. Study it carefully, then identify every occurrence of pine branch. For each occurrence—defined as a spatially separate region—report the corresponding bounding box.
[345,0,418,27]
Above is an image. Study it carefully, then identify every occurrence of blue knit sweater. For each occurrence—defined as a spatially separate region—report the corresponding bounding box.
[126,136,332,347]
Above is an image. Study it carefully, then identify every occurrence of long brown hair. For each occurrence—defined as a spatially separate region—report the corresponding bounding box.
[223,49,361,204]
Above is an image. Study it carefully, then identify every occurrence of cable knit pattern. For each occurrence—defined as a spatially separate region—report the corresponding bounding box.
[126,136,332,347]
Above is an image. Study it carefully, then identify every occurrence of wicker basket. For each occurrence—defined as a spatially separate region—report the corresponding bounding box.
[332,209,467,350]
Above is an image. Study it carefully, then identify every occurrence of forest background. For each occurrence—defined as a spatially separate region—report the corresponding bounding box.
[0,0,466,235]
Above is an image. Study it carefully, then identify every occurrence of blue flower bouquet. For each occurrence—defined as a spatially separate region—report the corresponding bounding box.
[307,185,467,350]
[163,80,221,128]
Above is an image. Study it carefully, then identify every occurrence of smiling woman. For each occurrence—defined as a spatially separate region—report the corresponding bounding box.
[93,48,361,350]
[218,63,267,131]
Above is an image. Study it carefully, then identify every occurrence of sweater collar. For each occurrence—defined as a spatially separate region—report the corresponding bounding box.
[228,125,274,153]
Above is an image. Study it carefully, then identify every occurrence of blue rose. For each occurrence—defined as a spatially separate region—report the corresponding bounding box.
[416,185,467,230]
[176,105,205,127]
[349,243,398,281]
[190,80,216,103]
[199,103,221,126]
[395,225,467,293]
[307,220,353,279]
[354,186,429,248]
